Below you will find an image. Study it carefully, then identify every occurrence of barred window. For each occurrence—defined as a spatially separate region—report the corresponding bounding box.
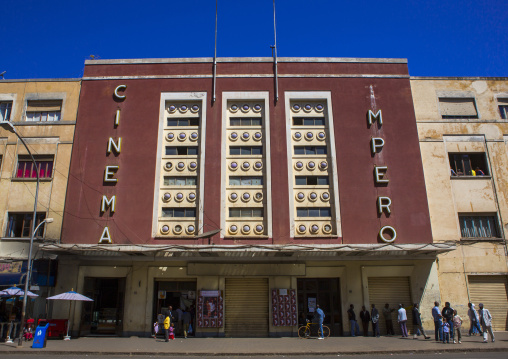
[16,155,54,179]
[459,215,500,239]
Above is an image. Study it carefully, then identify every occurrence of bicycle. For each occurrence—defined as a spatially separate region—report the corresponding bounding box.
[298,319,331,338]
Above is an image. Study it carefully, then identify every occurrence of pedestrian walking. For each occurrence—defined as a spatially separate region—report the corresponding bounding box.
[183,309,192,339]
[453,309,462,344]
[397,304,408,337]
[441,302,455,342]
[153,322,159,339]
[169,323,175,340]
[371,304,380,337]
[478,303,495,343]
[163,314,171,342]
[412,303,430,339]
[432,301,443,342]
[467,303,481,336]
[176,307,183,336]
[347,304,360,337]
[316,304,325,339]
[442,318,451,343]
[360,305,370,337]
[382,303,395,335]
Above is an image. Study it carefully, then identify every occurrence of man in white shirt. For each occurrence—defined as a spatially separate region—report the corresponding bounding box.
[397,304,408,337]
[478,303,495,343]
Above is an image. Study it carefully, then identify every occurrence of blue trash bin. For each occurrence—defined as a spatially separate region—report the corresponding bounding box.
[32,323,50,349]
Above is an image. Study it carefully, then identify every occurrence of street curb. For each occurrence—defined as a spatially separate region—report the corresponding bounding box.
[1,348,508,356]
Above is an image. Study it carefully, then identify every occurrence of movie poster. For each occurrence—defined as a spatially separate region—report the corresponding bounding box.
[197,290,223,328]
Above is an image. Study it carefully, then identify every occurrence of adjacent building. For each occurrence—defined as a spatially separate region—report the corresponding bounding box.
[412,77,508,331]
[0,79,81,318]
[40,57,453,337]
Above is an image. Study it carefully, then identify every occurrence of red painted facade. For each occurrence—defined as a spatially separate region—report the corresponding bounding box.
[61,59,432,245]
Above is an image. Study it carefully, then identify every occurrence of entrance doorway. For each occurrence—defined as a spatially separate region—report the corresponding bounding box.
[80,277,125,336]
[297,278,342,336]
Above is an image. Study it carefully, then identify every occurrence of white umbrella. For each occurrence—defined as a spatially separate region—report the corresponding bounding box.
[46,289,93,340]
[1,286,39,297]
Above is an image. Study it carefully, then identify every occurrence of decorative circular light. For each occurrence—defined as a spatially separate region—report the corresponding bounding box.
[297,224,307,234]
[305,132,314,140]
[309,192,318,201]
[176,162,185,171]
[168,105,177,113]
[230,104,239,112]
[173,225,183,235]
[241,225,251,234]
[178,132,187,141]
[229,161,239,171]
[321,192,330,201]
[230,132,239,141]
[175,192,184,202]
[190,132,198,141]
[293,132,302,141]
[296,192,305,202]
[254,161,263,170]
[242,104,250,112]
[161,225,170,234]
[242,162,250,170]
[304,104,312,112]
[307,161,316,170]
[253,132,262,141]
[229,224,239,234]
[254,224,264,234]
[315,104,324,112]
[254,192,263,202]
[242,132,250,140]
[162,193,171,202]
[191,105,199,112]
[323,224,332,234]
[320,161,328,170]
[292,104,301,112]
[242,192,251,201]
[253,104,262,112]
[166,132,175,141]
[179,105,188,113]
[295,161,304,170]
[188,192,196,202]
[229,192,238,202]
[317,132,326,140]
[186,225,196,234]
[165,162,173,171]
[189,162,198,170]
[310,224,320,234]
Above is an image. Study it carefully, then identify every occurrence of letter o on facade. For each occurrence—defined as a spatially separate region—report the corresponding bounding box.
[379,225,397,243]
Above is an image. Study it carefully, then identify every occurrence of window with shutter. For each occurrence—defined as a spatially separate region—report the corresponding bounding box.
[439,98,478,119]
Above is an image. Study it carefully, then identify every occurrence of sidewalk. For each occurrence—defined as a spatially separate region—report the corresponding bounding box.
[1,332,507,356]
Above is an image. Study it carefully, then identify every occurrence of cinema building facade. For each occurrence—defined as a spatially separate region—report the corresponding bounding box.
[42,57,455,337]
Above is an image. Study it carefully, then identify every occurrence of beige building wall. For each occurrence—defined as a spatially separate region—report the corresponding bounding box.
[412,78,508,327]
[0,79,80,271]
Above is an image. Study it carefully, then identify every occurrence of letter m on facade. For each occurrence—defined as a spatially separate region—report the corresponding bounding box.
[367,110,383,126]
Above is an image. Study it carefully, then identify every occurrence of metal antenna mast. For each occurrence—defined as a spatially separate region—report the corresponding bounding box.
[272,0,279,103]
[212,0,218,104]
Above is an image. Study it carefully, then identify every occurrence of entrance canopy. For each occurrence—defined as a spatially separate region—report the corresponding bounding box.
[40,242,455,260]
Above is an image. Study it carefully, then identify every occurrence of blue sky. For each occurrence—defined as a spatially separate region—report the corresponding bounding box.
[1,0,507,79]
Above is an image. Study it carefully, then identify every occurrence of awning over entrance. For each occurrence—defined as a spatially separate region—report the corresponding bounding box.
[40,242,456,259]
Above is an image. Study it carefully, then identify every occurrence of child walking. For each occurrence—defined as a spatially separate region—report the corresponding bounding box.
[153,322,159,339]
[169,323,175,340]
[453,310,463,344]
[442,318,451,344]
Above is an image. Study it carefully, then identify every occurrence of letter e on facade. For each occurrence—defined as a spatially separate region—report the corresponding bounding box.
[374,166,389,183]
[104,166,119,183]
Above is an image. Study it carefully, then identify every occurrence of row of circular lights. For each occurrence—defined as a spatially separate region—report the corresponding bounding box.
[295,191,330,202]
[162,192,196,203]
[168,104,200,113]
[229,132,262,141]
[167,132,198,142]
[291,103,325,113]
[229,161,263,171]
[229,192,263,202]
[161,224,196,235]
[297,223,332,235]
[294,160,328,171]
[229,104,263,113]
[228,224,264,235]
[165,161,198,171]
[293,131,326,141]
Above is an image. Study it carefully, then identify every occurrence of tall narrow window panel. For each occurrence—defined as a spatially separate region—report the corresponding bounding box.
[16,156,54,179]
[25,100,62,122]
[0,101,12,122]
[6,212,47,238]
[499,103,508,119]
[459,215,500,238]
